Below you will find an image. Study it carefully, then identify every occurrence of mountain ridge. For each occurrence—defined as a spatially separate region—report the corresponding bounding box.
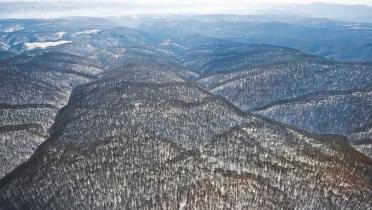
[0,62,371,209]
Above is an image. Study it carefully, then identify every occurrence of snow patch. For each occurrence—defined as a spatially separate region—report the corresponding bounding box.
[76,29,101,35]
[179,197,187,210]
[160,39,188,49]
[4,25,24,33]
[0,42,9,50]
[24,40,72,50]
[160,39,172,46]
[134,103,142,109]
[55,32,66,39]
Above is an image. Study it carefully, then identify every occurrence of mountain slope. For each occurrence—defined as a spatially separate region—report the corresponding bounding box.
[255,89,372,145]
[155,35,328,76]
[141,18,372,62]
[0,63,371,209]
[0,52,103,178]
[188,40,372,157]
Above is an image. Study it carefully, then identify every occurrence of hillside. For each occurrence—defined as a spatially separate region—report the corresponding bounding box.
[0,17,371,209]
[0,63,371,209]
[0,52,103,178]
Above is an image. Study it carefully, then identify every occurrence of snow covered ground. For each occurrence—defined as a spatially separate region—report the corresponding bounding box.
[76,29,101,35]
[24,40,72,50]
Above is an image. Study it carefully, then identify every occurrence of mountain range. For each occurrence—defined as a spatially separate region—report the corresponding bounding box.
[0,15,371,209]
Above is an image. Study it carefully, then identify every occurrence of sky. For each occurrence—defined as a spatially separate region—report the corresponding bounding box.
[0,0,371,18]
[0,0,371,4]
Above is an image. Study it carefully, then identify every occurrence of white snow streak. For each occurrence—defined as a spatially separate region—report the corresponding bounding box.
[24,40,72,50]
[76,29,101,35]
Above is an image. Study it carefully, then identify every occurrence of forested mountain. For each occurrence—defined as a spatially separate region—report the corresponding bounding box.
[1,62,371,209]
[0,52,103,178]
[181,40,372,158]
[140,17,372,62]
[262,3,372,23]
[0,17,371,209]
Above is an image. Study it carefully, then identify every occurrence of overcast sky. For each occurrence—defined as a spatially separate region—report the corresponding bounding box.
[1,0,371,18]
[0,0,371,4]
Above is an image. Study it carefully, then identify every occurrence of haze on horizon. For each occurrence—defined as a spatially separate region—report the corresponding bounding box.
[0,0,372,20]
[0,0,371,5]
